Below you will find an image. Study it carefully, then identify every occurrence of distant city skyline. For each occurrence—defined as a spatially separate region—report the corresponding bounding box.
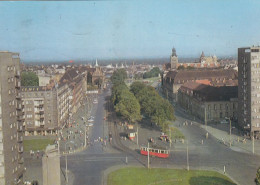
[0,0,260,62]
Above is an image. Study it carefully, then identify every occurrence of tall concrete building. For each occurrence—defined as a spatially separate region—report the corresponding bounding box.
[0,52,24,184]
[238,46,260,136]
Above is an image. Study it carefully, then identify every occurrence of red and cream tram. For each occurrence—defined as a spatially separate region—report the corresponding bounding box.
[140,146,170,158]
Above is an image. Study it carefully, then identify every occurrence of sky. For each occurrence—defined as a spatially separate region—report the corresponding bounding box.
[0,0,260,62]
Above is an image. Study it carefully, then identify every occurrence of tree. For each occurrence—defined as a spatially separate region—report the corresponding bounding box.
[177,65,185,70]
[186,66,195,70]
[256,167,260,185]
[111,69,127,84]
[21,72,39,86]
[87,72,92,85]
[130,81,146,96]
[114,89,141,123]
[143,67,161,79]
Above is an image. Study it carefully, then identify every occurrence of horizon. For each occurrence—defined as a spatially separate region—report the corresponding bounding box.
[1,0,260,62]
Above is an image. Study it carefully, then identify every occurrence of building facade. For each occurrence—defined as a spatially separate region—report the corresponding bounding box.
[21,86,58,136]
[238,46,260,135]
[0,52,24,184]
[162,69,238,101]
[178,82,238,123]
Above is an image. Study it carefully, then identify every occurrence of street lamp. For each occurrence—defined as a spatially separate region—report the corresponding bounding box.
[65,141,74,184]
[225,117,231,147]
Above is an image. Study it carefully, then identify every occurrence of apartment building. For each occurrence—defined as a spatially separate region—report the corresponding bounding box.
[0,52,24,184]
[238,46,260,135]
[21,86,58,136]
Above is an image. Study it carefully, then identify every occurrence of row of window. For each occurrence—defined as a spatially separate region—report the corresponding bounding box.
[7,65,16,72]
[207,103,237,110]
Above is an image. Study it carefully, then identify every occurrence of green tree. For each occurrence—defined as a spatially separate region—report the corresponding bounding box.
[256,167,260,185]
[130,81,146,96]
[21,72,39,86]
[186,66,195,70]
[111,69,127,84]
[177,65,185,70]
[114,90,141,123]
[143,67,161,79]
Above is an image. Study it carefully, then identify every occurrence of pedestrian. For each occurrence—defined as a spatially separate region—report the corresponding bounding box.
[201,139,204,144]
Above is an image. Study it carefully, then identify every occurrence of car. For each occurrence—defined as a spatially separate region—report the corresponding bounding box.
[86,123,93,127]
[220,120,228,124]
[88,118,94,122]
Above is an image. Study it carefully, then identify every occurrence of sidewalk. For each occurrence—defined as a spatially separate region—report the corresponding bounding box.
[174,102,260,155]
[200,124,260,155]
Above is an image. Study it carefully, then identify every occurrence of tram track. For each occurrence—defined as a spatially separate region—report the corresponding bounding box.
[106,97,147,167]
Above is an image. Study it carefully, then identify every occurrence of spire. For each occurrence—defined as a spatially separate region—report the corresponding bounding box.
[172,47,177,57]
[95,59,98,67]
[201,51,205,58]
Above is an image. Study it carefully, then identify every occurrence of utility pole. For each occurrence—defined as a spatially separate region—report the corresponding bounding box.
[253,131,255,154]
[169,127,172,148]
[204,105,207,131]
[136,126,139,146]
[147,142,150,169]
[84,126,87,147]
[187,139,189,171]
[229,118,231,147]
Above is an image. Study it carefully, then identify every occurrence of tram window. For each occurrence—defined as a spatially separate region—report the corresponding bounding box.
[161,150,164,154]
[152,149,155,152]
[165,151,168,154]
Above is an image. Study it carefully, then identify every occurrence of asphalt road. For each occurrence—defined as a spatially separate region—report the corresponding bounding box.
[61,89,133,185]
[60,87,260,185]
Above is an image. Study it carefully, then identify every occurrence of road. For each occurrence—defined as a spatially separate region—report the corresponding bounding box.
[60,87,260,185]
[60,89,135,185]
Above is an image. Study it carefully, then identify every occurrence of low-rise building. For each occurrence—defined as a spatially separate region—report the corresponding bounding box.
[178,81,238,123]
[162,69,238,101]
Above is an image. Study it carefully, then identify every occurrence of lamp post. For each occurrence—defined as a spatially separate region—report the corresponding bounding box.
[65,141,74,184]
[225,117,231,147]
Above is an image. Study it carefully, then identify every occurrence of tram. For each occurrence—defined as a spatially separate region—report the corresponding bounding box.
[140,146,170,158]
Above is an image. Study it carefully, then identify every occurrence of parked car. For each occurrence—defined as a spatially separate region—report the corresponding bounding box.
[88,118,94,122]
[220,120,228,124]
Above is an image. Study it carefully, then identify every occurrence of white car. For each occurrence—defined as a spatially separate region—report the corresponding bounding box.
[86,123,93,127]
[220,120,228,124]
[88,118,94,122]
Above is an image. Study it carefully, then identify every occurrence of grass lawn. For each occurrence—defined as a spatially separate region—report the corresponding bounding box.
[23,139,55,152]
[108,167,236,185]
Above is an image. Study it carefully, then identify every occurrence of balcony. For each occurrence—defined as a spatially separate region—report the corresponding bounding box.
[15,70,20,78]
[16,93,21,100]
[18,147,23,153]
[17,136,23,143]
[17,125,23,132]
[15,81,21,89]
[16,103,22,110]
[17,115,25,121]
[18,157,24,164]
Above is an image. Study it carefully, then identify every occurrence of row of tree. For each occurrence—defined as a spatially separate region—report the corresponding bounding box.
[130,81,175,132]
[143,67,161,79]
[111,69,141,123]
[110,69,175,132]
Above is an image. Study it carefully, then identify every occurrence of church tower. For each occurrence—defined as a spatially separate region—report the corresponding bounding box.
[170,47,178,69]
